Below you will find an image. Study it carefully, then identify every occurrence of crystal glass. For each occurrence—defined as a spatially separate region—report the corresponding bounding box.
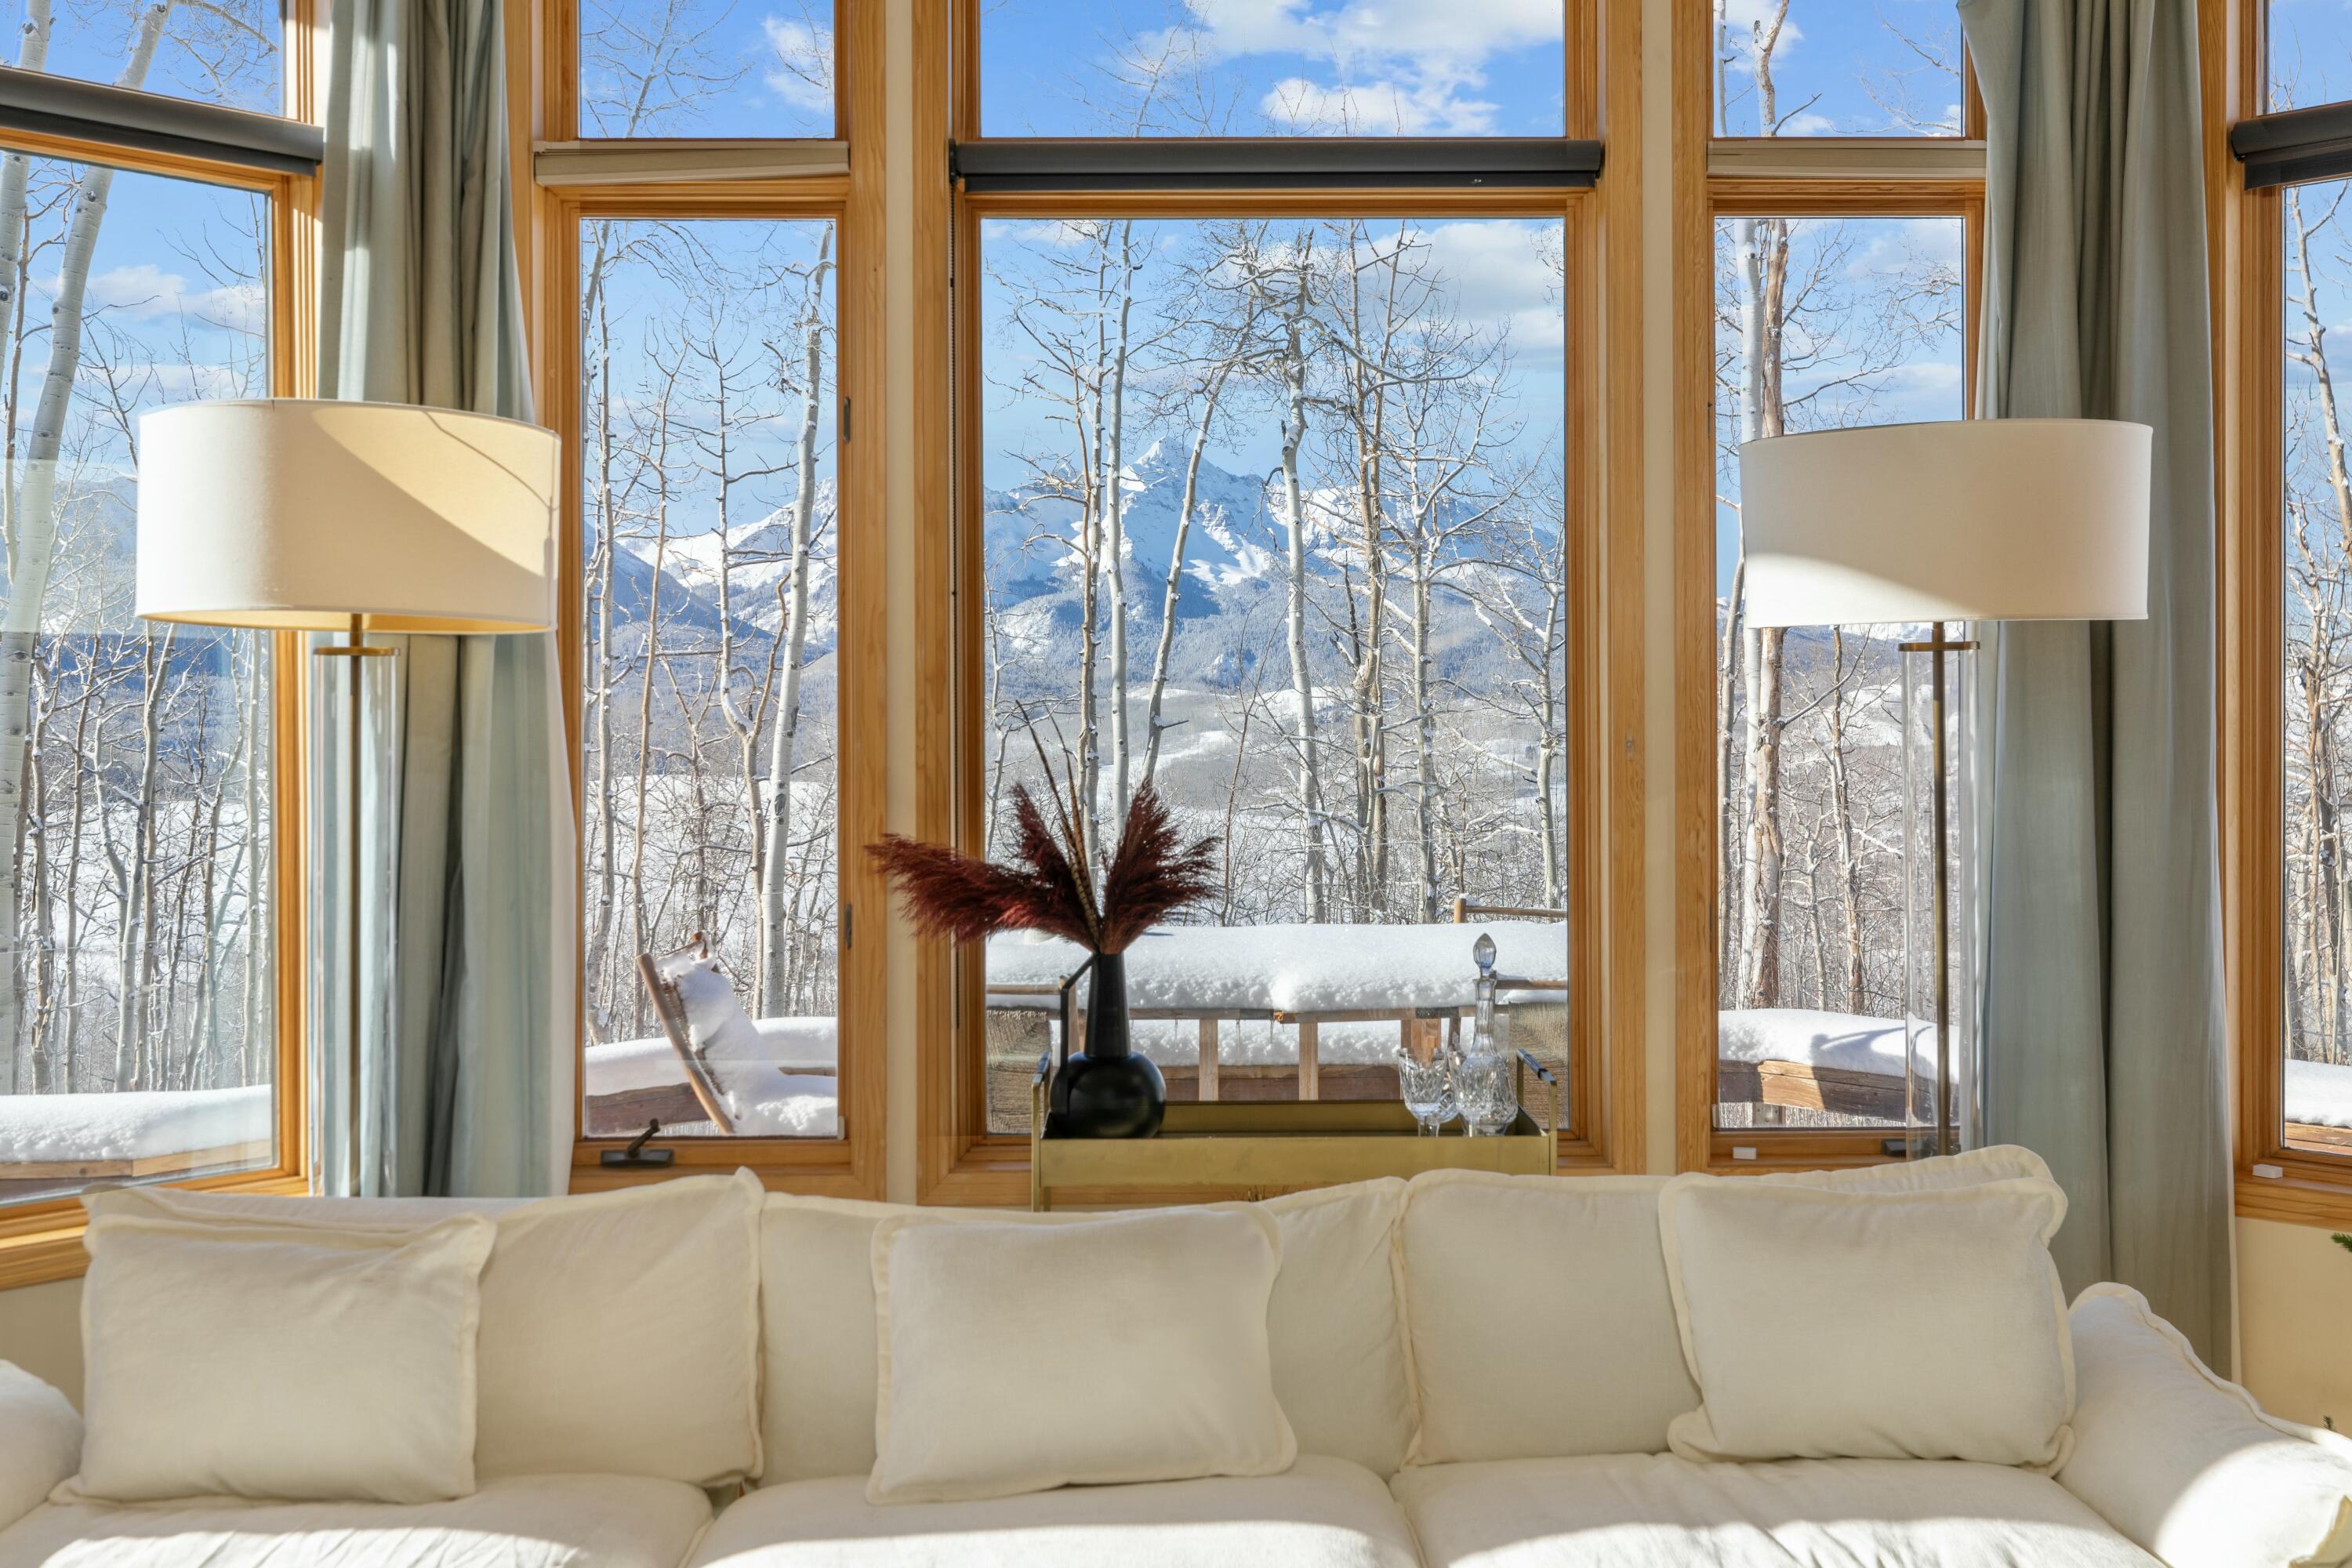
[1396,1048,1457,1135]
[1457,932,1519,1136]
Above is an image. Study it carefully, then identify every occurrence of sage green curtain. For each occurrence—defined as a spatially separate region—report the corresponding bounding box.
[1961,0,2233,1363]
[314,0,573,1196]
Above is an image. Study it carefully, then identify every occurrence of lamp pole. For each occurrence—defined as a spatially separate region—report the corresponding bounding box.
[315,614,394,1193]
[1900,621,1976,1158]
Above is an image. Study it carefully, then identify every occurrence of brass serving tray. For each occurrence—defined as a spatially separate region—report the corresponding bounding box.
[1029,1058,1559,1209]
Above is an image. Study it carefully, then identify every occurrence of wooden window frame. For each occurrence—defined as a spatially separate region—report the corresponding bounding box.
[2216,0,2352,1228]
[911,0,1648,1204]
[0,2,325,1287]
[539,0,887,1197]
[1671,0,1987,1175]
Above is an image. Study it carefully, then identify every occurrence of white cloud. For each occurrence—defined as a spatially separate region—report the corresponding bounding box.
[1184,0,1560,67]
[762,16,833,113]
[79,263,267,335]
[1258,75,1499,136]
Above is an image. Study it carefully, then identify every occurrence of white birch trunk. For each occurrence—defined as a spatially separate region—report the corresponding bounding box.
[760,231,831,1011]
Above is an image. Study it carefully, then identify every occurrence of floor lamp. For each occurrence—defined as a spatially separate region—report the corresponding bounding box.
[133,400,559,1194]
[1737,418,2151,1158]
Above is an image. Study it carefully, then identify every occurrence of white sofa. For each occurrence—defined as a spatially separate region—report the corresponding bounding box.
[2,1152,2347,1568]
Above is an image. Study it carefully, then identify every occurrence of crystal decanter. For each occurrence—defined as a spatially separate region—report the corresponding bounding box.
[1456,931,1518,1136]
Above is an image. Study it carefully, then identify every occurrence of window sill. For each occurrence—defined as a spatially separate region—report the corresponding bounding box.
[0,1172,308,1291]
[2235,1165,2352,1229]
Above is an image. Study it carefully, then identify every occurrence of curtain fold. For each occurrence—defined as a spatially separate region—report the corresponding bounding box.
[314,0,573,1196]
[1960,0,2233,1363]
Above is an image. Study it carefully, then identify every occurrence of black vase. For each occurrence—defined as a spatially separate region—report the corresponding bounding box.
[1048,949,1165,1138]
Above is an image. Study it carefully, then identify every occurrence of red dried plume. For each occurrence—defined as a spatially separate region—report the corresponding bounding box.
[868,782,1217,954]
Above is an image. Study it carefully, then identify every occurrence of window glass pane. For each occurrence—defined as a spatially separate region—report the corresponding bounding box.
[1714,2,1963,137]
[21,0,282,116]
[980,2,1567,136]
[978,215,1569,1132]
[579,216,840,1140]
[579,0,835,136]
[2271,1,2352,111]
[0,154,277,1206]
[1712,212,1965,1133]
[2281,179,2352,1156]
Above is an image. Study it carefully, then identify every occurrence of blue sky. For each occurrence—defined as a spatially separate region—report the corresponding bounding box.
[2271,0,2352,109]
[1715,0,1964,136]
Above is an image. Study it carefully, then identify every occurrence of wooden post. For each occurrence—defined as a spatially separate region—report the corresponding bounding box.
[1298,1018,1319,1100]
[1197,1017,1219,1102]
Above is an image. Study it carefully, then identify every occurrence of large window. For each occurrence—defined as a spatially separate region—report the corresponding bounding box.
[0,10,313,1261]
[0,156,281,1207]
[551,0,879,1184]
[2229,1,2352,1218]
[974,209,1571,1129]
[1711,209,1966,1135]
[920,0,1636,1200]
[578,215,844,1140]
[1680,0,1981,1169]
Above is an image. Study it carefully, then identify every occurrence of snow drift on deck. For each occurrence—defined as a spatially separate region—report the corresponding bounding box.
[0,1085,271,1165]
[2287,1058,2352,1131]
[1716,1008,1916,1079]
[982,921,1569,1014]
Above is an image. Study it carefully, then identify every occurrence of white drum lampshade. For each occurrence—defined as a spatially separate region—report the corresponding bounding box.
[1737,418,2153,630]
[136,399,560,633]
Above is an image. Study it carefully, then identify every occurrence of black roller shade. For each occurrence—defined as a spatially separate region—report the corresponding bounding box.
[2234,101,2352,191]
[952,137,1602,193]
[0,67,323,176]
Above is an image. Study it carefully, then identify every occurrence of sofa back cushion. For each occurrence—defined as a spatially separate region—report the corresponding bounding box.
[75,1213,494,1504]
[757,1178,1414,1483]
[1395,1145,2063,1466]
[84,1172,767,1488]
[1400,1173,1691,1465]
[868,1208,1296,1503]
[1659,1174,2074,1468]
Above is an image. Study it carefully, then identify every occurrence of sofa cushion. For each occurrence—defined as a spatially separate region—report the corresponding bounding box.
[868,1207,1296,1504]
[1396,1150,2052,1468]
[691,1454,1418,1567]
[0,1475,713,1568]
[757,1179,1413,1483]
[1657,1174,2074,1468]
[1390,1454,2161,1566]
[74,1212,494,1504]
[87,1172,767,1488]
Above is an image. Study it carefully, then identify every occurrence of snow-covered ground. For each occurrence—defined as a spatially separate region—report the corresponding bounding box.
[0,1085,271,1165]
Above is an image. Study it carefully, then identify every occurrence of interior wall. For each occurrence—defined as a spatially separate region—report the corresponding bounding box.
[2237,1218,2352,1428]
[0,1277,82,1408]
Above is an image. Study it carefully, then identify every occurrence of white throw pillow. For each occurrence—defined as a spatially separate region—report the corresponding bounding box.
[757,1180,1413,1483]
[866,1207,1298,1504]
[85,1171,766,1486]
[2063,1284,2352,1568]
[75,1213,495,1504]
[1658,1174,2074,1468]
